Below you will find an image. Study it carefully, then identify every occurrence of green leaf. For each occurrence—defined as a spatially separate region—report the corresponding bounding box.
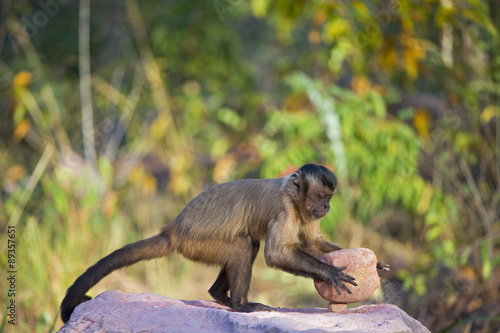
[98,157,114,189]
[369,91,386,117]
[481,242,492,279]
[217,108,247,131]
[250,0,271,18]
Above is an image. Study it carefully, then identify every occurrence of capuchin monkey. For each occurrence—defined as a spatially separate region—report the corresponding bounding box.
[61,164,384,323]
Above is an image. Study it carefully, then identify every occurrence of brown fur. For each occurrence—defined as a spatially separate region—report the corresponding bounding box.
[60,164,356,323]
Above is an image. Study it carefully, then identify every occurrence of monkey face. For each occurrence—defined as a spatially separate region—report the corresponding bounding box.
[305,191,333,219]
[290,166,336,221]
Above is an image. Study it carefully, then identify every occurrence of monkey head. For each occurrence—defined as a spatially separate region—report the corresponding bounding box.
[289,164,337,220]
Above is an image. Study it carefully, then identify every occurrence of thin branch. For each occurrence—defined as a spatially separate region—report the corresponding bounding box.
[5,21,71,153]
[105,66,143,162]
[6,145,55,230]
[459,157,493,235]
[124,0,191,156]
[79,0,97,168]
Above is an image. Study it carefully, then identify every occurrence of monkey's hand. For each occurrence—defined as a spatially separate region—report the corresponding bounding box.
[376,261,390,271]
[327,266,357,295]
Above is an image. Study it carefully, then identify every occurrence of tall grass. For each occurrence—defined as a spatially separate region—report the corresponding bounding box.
[0,2,196,331]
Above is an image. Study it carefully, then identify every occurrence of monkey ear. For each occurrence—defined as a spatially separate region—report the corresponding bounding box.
[290,173,300,196]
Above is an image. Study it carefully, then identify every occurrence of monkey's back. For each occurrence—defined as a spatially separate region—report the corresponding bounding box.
[164,178,287,242]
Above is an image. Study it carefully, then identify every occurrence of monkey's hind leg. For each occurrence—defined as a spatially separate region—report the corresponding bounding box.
[209,240,261,308]
[209,268,231,306]
[224,236,275,312]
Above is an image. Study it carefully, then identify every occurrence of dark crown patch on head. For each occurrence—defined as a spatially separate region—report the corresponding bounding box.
[298,164,337,190]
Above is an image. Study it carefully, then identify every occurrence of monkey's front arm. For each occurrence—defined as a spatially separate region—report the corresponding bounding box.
[264,220,357,295]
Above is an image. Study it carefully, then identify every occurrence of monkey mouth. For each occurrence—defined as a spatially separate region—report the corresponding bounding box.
[313,210,328,218]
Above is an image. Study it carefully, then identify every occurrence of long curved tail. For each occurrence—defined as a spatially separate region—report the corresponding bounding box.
[60,234,172,323]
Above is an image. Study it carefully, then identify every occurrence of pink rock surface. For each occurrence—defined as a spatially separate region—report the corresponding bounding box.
[314,248,380,303]
[57,290,430,333]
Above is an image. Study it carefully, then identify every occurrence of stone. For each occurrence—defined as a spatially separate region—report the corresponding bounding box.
[328,302,348,313]
[314,248,380,307]
[57,290,430,333]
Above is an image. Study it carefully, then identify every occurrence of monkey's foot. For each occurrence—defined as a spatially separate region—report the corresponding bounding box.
[232,302,277,312]
[248,302,277,312]
[210,293,231,307]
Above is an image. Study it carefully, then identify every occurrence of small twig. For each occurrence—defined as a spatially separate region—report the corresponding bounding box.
[7,19,72,153]
[124,0,191,156]
[92,74,128,106]
[458,158,492,234]
[79,0,97,168]
[18,89,56,147]
[105,66,144,162]
[458,157,497,296]
[497,120,500,196]
[6,145,55,231]
[457,228,500,254]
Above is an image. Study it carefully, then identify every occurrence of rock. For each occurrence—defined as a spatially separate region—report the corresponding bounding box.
[328,302,348,313]
[314,248,380,306]
[58,290,430,333]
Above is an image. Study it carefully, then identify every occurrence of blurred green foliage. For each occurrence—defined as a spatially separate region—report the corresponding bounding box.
[0,0,499,332]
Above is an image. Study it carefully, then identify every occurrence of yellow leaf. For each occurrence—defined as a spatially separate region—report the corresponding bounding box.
[466,298,482,313]
[101,191,118,218]
[213,154,237,184]
[312,10,327,25]
[416,183,433,214]
[250,0,270,18]
[308,29,321,45]
[13,71,32,88]
[352,1,371,19]
[459,266,476,282]
[351,77,371,95]
[168,170,189,195]
[142,174,157,195]
[282,92,312,112]
[323,18,349,43]
[14,118,30,142]
[454,132,477,153]
[150,116,169,140]
[182,80,200,95]
[404,49,422,79]
[481,105,498,124]
[380,39,397,74]
[402,35,425,79]
[413,108,431,139]
[129,166,144,185]
[7,165,26,181]
[210,138,230,160]
[276,19,294,44]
